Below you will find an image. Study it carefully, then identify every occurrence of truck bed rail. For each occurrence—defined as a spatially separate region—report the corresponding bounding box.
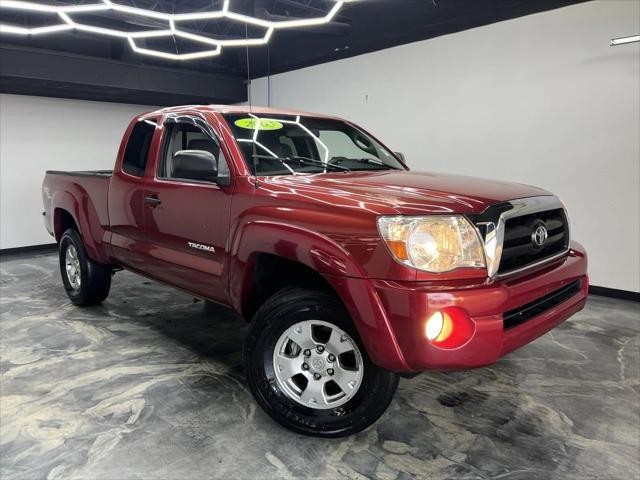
[46,170,113,178]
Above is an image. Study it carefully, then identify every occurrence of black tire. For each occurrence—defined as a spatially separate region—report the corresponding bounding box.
[244,287,399,437]
[59,228,111,306]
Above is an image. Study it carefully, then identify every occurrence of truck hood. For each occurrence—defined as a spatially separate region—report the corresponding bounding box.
[267,170,551,215]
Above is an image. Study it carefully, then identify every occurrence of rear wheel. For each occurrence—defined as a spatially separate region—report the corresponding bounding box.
[59,229,111,306]
[244,288,399,437]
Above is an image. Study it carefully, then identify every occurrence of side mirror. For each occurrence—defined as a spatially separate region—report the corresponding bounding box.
[172,150,219,183]
[394,151,406,163]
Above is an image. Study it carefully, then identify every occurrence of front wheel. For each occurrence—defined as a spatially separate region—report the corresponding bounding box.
[59,229,111,306]
[244,288,399,437]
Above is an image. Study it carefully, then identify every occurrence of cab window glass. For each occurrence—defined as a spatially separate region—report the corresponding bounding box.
[159,122,230,182]
[122,120,156,176]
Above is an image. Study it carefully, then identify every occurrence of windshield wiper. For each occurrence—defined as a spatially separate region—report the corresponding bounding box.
[289,155,352,172]
[351,158,403,169]
[251,154,351,172]
[330,157,401,170]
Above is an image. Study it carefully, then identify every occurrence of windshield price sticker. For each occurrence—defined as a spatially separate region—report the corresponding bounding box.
[235,118,283,130]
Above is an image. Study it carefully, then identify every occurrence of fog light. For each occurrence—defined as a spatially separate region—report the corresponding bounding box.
[425,307,475,349]
[425,311,453,343]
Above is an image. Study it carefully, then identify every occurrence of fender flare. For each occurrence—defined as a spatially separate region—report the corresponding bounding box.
[228,220,410,371]
[52,191,108,264]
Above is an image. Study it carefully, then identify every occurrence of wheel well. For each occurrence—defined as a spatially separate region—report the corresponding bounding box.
[242,253,336,321]
[55,209,79,242]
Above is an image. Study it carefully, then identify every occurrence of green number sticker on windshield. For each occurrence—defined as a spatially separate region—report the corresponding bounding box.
[234,118,283,131]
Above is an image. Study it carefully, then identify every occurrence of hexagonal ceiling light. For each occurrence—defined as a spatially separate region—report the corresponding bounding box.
[0,0,359,61]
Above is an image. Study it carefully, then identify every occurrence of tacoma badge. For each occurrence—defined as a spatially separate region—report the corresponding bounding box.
[188,241,215,253]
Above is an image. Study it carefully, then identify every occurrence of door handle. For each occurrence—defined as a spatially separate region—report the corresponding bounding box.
[144,195,162,207]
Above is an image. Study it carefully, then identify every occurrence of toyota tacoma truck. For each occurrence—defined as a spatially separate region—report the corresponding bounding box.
[42,105,588,437]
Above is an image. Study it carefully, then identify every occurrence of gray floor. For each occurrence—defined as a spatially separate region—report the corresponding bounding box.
[1,252,638,480]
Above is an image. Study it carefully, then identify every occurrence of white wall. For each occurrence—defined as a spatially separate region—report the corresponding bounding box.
[0,94,157,250]
[250,1,640,292]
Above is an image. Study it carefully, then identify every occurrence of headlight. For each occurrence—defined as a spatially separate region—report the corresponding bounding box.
[377,215,486,273]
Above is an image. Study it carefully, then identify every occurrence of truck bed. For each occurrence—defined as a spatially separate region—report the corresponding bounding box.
[42,170,112,249]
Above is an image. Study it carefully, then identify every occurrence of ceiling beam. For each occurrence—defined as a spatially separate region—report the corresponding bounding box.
[0,45,247,106]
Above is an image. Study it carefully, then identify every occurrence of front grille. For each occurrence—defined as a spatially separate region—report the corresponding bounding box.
[503,279,582,330]
[498,208,569,275]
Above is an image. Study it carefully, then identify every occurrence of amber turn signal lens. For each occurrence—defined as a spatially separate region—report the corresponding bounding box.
[385,240,409,261]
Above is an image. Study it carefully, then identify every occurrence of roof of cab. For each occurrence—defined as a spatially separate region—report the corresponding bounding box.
[143,104,341,121]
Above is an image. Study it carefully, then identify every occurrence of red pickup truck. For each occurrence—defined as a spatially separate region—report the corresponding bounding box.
[42,105,588,437]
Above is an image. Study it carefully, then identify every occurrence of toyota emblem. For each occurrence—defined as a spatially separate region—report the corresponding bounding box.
[532,224,548,247]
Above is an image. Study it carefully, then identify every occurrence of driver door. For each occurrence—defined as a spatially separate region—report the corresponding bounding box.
[142,114,233,303]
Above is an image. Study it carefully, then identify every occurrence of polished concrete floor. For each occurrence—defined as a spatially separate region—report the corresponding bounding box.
[1,251,638,480]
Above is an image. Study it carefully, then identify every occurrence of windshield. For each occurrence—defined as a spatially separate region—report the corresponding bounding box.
[223,113,405,176]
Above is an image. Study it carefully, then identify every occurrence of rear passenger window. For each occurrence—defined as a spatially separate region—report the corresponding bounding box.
[122,120,156,176]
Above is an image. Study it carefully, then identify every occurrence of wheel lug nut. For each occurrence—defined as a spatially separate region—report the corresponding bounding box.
[302,363,309,370]
[303,349,311,357]
[328,354,335,362]
[317,345,325,353]
[313,373,321,380]
[327,368,334,376]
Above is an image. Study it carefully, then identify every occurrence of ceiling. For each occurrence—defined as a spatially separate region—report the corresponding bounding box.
[0,0,587,105]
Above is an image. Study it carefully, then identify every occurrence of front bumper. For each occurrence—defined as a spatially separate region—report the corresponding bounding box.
[344,241,588,373]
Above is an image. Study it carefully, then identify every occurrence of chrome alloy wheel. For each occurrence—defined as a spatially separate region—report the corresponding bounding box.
[65,244,81,291]
[272,320,364,409]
